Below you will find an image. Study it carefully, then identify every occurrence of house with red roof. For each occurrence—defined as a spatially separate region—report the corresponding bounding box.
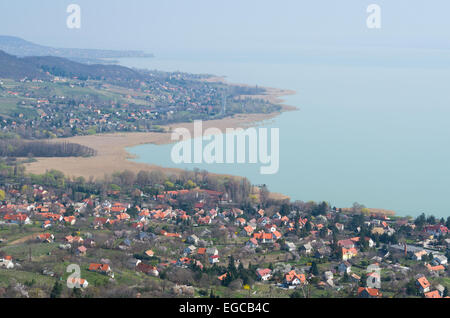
[416,276,431,294]
[136,262,159,277]
[176,257,193,268]
[76,246,87,256]
[426,263,445,273]
[209,254,220,264]
[36,233,54,243]
[93,217,110,229]
[0,255,14,269]
[256,268,272,281]
[358,287,382,298]
[160,230,182,238]
[3,213,31,225]
[424,225,449,237]
[89,263,114,278]
[273,231,282,240]
[65,235,83,244]
[254,232,272,243]
[111,203,129,213]
[284,270,306,288]
[243,225,254,236]
[235,218,246,227]
[64,216,76,225]
[341,247,358,261]
[198,215,211,225]
[424,290,442,298]
[338,239,355,249]
[246,238,259,248]
[197,247,206,255]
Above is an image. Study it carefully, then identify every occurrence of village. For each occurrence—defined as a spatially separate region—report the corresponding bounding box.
[0,65,277,140]
[0,169,449,298]
[0,43,449,300]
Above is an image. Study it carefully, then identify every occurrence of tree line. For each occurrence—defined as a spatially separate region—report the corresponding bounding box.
[0,139,96,157]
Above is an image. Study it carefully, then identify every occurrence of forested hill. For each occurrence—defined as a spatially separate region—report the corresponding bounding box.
[23,55,145,81]
[0,50,49,80]
[0,50,144,81]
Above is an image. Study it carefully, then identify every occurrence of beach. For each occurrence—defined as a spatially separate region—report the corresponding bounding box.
[24,84,296,193]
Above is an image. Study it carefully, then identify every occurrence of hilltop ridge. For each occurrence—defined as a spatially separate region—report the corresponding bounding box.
[0,50,144,81]
[0,35,153,64]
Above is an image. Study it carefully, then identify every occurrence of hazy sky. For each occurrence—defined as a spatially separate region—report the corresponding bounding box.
[1,0,450,54]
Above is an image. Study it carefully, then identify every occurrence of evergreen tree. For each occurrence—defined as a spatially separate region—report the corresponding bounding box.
[50,281,63,298]
[310,262,319,276]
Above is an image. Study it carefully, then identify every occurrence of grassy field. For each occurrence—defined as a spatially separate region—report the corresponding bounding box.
[0,225,44,244]
[0,242,59,260]
[0,268,56,289]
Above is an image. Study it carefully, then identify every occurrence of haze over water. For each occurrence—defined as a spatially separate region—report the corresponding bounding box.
[121,48,450,218]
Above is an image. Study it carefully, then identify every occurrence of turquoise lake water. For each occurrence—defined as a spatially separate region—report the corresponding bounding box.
[117,48,450,218]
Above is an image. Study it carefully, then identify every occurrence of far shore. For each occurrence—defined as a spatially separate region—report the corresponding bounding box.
[24,83,296,200]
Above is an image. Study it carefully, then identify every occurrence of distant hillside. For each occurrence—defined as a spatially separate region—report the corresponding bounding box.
[0,50,49,80]
[23,55,144,81]
[0,50,144,81]
[0,35,153,63]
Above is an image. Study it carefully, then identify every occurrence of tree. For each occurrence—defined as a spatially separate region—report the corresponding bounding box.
[426,215,436,225]
[414,213,426,229]
[118,170,136,186]
[352,202,366,214]
[71,287,82,298]
[136,170,150,187]
[406,279,418,296]
[280,203,290,216]
[259,185,269,208]
[290,290,304,298]
[164,181,175,190]
[310,262,319,276]
[359,233,369,252]
[343,271,349,283]
[359,273,368,287]
[209,289,219,298]
[127,206,139,218]
[64,206,75,217]
[50,281,63,298]
[184,180,197,189]
[227,255,237,278]
[312,202,328,216]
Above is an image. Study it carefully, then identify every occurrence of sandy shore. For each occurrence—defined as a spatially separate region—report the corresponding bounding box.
[24,82,296,200]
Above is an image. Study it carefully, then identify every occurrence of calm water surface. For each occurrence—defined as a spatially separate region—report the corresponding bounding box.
[118,48,450,218]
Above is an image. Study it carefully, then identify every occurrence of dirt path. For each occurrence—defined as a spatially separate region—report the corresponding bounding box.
[7,234,36,246]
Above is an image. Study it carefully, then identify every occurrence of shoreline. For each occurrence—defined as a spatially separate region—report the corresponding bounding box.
[24,83,296,200]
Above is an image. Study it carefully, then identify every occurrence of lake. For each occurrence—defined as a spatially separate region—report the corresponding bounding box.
[117,47,450,218]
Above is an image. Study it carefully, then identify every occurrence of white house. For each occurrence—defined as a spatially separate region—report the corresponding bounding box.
[186,234,199,245]
[184,245,197,255]
[338,261,352,274]
[433,255,448,266]
[324,271,334,281]
[0,257,14,269]
[301,242,313,255]
[209,255,220,264]
[284,242,296,252]
[256,268,273,281]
